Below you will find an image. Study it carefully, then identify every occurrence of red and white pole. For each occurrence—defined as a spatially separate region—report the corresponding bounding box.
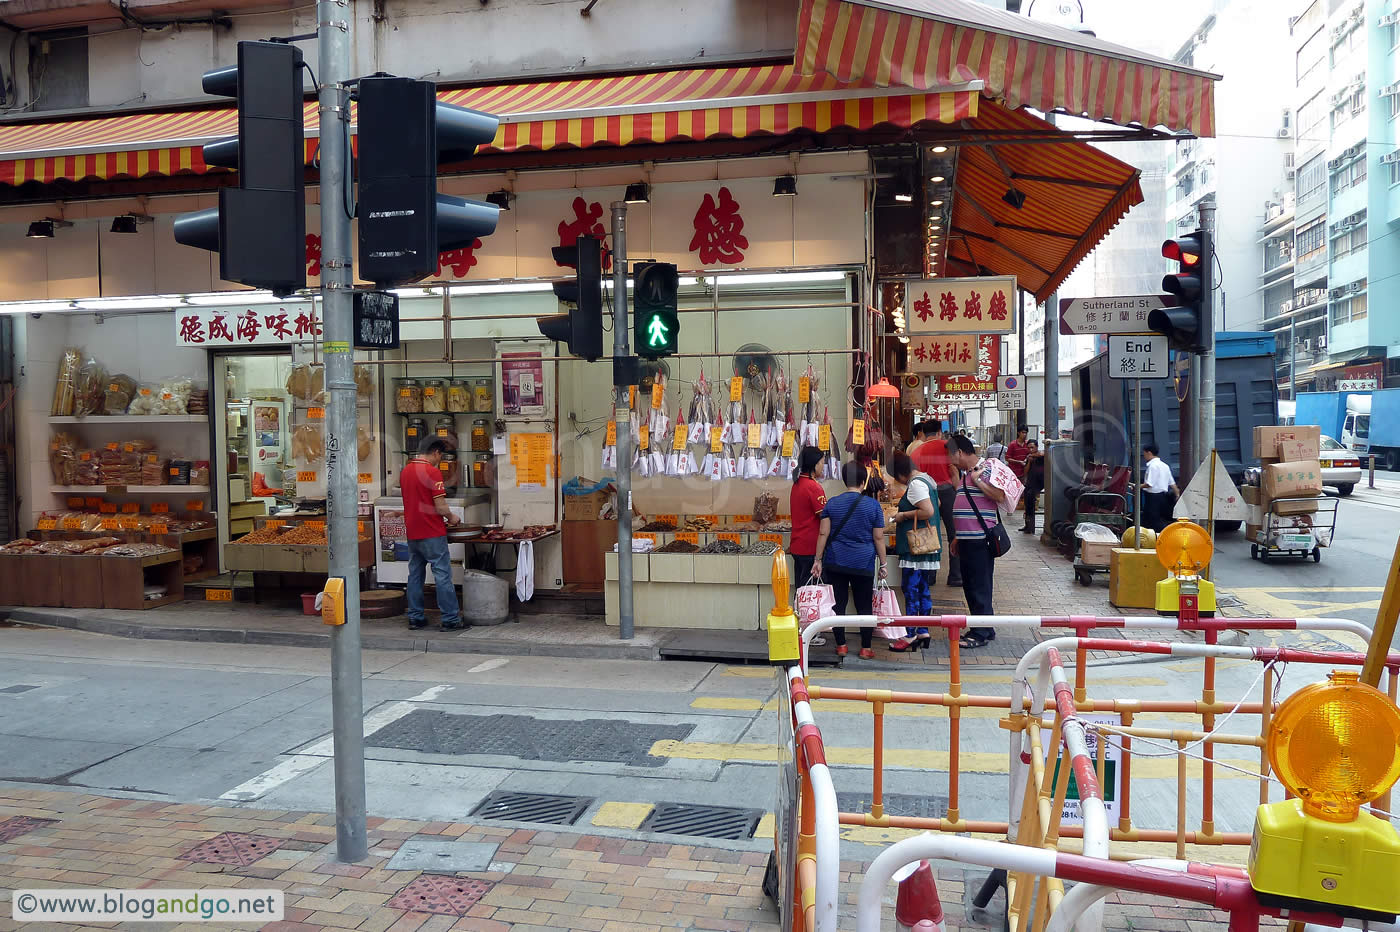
[893,859,945,932]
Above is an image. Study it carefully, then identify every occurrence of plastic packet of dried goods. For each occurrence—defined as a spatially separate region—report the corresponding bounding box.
[292,423,325,465]
[357,426,373,462]
[74,357,108,416]
[52,347,81,416]
[125,383,158,415]
[154,377,192,415]
[48,432,78,484]
[104,374,137,414]
[354,365,375,399]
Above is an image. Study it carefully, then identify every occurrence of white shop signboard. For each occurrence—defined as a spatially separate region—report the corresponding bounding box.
[174,305,321,348]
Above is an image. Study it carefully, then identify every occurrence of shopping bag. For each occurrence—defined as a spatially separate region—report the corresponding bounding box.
[795,582,836,629]
[872,585,901,618]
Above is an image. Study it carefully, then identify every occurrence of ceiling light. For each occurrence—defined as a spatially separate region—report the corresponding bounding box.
[624,182,650,204]
[893,173,915,203]
[867,378,900,399]
[930,175,945,183]
[932,145,949,154]
[27,219,70,238]
[772,175,797,197]
[1003,187,1028,209]
[931,199,944,207]
[485,189,512,210]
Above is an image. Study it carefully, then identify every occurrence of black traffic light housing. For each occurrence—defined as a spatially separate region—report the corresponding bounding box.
[1151,230,1212,354]
[633,261,680,360]
[357,76,501,287]
[539,235,604,361]
[173,40,307,297]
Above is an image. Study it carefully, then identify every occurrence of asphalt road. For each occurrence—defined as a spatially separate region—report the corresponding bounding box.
[1212,473,1400,637]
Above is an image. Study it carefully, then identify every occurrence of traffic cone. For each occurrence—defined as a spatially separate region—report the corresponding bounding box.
[893,859,945,932]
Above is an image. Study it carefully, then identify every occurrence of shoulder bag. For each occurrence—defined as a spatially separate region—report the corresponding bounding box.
[906,477,941,555]
[962,477,1012,558]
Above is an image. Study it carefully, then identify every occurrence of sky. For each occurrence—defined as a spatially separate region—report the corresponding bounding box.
[1078,0,1215,59]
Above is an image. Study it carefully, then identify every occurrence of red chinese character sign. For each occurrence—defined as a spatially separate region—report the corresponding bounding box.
[906,276,1017,335]
[174,306,322,348]
[689,186,748,265]
[557,197,612,270]
[906,335,981,374]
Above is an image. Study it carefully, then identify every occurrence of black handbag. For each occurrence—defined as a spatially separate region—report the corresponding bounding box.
[962,477,1012,558]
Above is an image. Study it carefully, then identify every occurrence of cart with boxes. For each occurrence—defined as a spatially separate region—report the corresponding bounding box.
[1244,425,1337,562]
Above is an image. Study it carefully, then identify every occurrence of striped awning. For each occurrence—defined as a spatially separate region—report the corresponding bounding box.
[0,62,978,186]
[943,100,1144,302]
[796,0,1218,137]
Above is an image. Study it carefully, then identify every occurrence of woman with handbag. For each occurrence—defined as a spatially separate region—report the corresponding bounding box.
[886,452,941,652]
[811,460,888,659]
[949,434,1009,649]
[789,447,828,587]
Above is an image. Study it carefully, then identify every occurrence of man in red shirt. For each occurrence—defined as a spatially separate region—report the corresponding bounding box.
[1006,427,1032,480]
[401,438,465,631]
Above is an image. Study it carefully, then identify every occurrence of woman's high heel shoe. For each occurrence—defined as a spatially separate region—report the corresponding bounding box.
[887,635,931,652]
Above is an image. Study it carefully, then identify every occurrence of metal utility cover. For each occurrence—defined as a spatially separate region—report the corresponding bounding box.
[639,802,764,840]
[386,837,499,873]
[470,790,593,826]
[367,709,693,768]
[837,792,949,819]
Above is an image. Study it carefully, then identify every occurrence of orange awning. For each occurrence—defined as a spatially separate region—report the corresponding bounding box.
[0,62,978,186]
[942,100,1143,302]
[795,0,1218,137]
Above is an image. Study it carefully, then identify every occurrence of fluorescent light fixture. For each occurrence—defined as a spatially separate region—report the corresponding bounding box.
[624,182,651,203]
[183,292,304,306]
[772,175,797,197]
[893,174,914,203]
[0,299,79,315]
[75,295,180,311]
[447,282,556,296]
[706,271,847,286]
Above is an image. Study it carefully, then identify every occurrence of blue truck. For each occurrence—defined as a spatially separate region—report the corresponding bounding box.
[1294,391,1349,441]
[1336,389,1400,471]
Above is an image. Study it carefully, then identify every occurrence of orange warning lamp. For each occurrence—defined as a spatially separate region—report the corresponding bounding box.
[1249,671,1400,918]
[1154,519,1212,575]
[766,549,800,663]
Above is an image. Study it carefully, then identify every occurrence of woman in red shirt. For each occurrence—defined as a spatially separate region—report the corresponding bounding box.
[789,447,827,586]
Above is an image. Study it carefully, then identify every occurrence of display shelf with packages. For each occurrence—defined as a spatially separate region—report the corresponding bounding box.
[49,415,207,424]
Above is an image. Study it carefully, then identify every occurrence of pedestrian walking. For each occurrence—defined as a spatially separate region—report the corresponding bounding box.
[1006,427,1032,479]
[812,461,888,659]
[912,421,963,587]
[789,446,828,588]
[401,437,466,632]
[1021,440,1045,534]
[949,434,1007,649]
[887,452,941,652]
[1140,443,1180,532]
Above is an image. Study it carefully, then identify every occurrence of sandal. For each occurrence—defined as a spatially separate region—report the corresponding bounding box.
[959,632,992,649]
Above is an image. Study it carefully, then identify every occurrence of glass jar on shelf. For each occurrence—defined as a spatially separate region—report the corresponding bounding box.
[439,452,460,490]
[423,378,447,413]
[448,379,471,413]
[472,453,494,488]
[473,377,494,412]
[394,378,423,414]
[404,416,427,452]
[470,417,491,452]
[433,415,458,451]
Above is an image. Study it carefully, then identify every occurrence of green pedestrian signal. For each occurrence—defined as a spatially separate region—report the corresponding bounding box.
[634,261,679,359]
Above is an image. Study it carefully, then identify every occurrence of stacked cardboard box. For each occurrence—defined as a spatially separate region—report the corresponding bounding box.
[1248,425,1327,549]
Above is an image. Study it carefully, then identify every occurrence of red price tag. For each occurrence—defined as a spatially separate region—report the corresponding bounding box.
[151,503,169,514]
[36,519,56,531]
[84,497,102,509]
[67,497,84,509]
[99,503,117,514]
[205,588,233,602]
[759,533,783,544]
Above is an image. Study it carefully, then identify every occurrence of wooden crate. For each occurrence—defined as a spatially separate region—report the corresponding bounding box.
[21,553,63,607]
[59,553,105,608]
[0,552,21,604]
[101,550,184,610]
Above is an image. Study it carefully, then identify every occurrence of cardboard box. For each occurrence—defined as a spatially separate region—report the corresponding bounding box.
[228,477,248,503]
[1109,547,1168,609]
[1278,438,1320,462]
[1246,523,1263,543]
[1262,460,1323,500]
[1242,485,1261,506]
[1080,540,1115,567]
[1253,425,1320,459]
[564,481,614,521]
[1273,496,1320,516]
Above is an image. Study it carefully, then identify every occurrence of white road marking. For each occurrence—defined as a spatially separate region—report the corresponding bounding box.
[467,659,510,674]
[219,685,452,802]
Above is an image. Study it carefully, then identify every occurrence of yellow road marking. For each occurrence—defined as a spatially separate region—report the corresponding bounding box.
[650,739,1258,780]
[591,801,652,830]
[691,697,781,712]
[753,813,775,839]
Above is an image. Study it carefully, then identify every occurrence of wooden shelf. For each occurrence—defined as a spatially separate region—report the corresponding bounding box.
[49,415,206,424]
[51,485,211,494]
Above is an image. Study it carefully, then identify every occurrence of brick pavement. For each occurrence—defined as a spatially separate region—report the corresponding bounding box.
[0,788,1276,931]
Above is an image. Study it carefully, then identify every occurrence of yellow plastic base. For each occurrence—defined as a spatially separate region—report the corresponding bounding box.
[767,611,800,664]
[1249,798,1400,916]
[1154,576,1216,614]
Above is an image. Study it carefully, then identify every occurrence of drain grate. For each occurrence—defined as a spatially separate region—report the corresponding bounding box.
[639,802,763,840]
[178,832,288,866]
[469,791,593,826]
[836,792,949,819]
[387,875,494,916]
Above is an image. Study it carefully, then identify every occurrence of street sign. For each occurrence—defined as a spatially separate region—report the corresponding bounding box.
[997,390,1025,411]
[996,375,1022,392]
[1339,379,1377,391]
[1108,334,1168,380]
[1059,295,1177,336]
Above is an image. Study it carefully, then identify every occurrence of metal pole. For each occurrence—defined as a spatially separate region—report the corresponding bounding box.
[1289,314,1297,401]
[611,203,634,640]
[1371,454,1377,489]
[1044,291,1059,444]
[317,0,366,864]
[1133,379,1142,547]
[1197,196,1217,483]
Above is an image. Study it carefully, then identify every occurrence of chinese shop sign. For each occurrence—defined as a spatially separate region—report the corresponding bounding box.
[175,307,322,347]
[906,276,1017,335]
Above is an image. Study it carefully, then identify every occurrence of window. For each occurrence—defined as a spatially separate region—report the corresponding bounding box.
[1297,153,1326,200]
[1330,280,1368,324]
[1391,160,1400,186]
[1330,154,1367,194]
[1297,217,1326,260]
[1390,93,1400,120]
[1330,20,1365,65]
[1298,93,1327,145]
[1298,28,1326,83]
[1330,220,1367,258]
[1330,89,1364,130]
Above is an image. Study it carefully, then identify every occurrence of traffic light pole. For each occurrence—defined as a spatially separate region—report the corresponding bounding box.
[317,0,368,863]
[1196,196,1217,485]
[611,202,635,640]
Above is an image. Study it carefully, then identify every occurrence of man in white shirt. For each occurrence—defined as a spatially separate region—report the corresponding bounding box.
[1141,443,1180,532]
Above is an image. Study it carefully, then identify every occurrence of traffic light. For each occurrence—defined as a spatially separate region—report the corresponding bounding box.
[633,261,680,359]
[1151,230,1212,354]
[538,234,604,361]
[173,40,307,297]
[357,76,500,287]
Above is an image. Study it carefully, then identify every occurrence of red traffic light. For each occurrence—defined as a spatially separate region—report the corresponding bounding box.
[1162,235,1203,267]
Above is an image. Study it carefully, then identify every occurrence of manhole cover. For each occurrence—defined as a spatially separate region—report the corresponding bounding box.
[178,832,288,866]
[387,875,494,916]
[469,791,592,826]
[368,709,692,768]
[639,802,763,840]
[836,792,949,819]
[0,816,57,844]
[0,685,38,694]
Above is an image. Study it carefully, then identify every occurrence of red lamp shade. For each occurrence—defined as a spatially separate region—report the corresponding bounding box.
[868,378,900,399]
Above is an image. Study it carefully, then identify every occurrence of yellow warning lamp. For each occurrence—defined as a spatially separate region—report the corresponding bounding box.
[1248,671,1400,919]
[766,548,800,663]
[1153,519,1217,614]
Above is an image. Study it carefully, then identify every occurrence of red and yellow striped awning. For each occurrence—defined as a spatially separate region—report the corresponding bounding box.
[796,0,1218,137]
[0,62,978,186]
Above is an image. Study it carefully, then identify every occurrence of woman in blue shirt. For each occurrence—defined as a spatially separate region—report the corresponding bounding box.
[811,460,887,658]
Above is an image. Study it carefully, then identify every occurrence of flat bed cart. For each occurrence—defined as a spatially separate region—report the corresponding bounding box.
[1249,495,1338,563]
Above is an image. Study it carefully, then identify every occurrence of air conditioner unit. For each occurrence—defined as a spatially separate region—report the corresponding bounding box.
[1330,287,1346,298]
[1299,338,1312,351]
[1328,157,1342,171]
[1317,334,1328,349]
[1349,282,1364,293]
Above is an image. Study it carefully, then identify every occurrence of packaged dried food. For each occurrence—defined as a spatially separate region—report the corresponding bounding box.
[104,374,137,414]
[49,432,78,484]
[395,378,423,413]
[187,387,209,414]
[292,424,325,465]
[472,454,493,488]
[423,379,447,413]
[51,347,81,416]
[189,462,210,487]
[141,458,169,485]
[154,378,192,415]
[285,364,325,402]
[470,418,490,452]
[404,417,426,452]
[753,491,780,525]
[432,416,457,451]
[355,365,375,399]
[357,426,373,463]
[447,380,471,413]
[74,356,108,417]
[72,450,100,485]
[126,384,158,415]
[168,460,191,485]
[473,378,493,412]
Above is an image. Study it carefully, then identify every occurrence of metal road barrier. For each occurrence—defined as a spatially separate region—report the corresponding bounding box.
[770,612,1400,932]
